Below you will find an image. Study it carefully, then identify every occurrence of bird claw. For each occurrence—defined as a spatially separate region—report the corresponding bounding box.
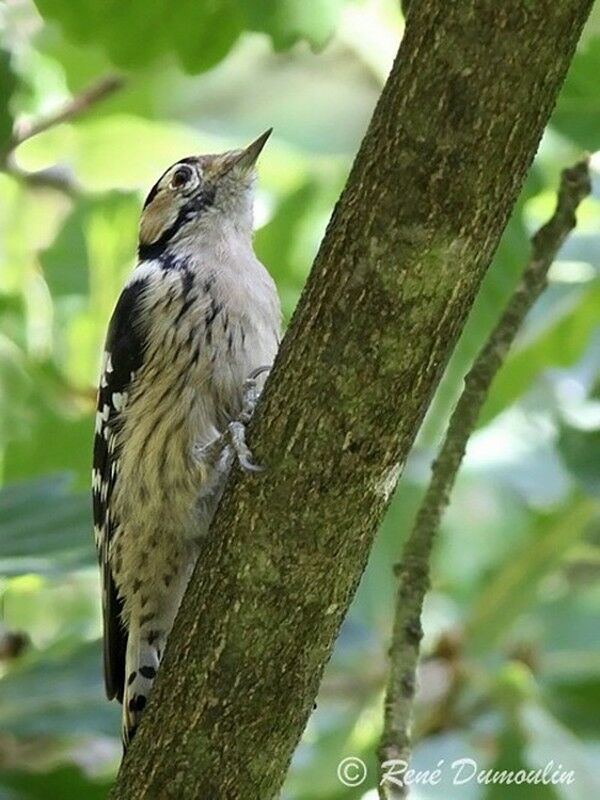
[227,420,264,473]
[239,365,270,419]
[228,365,271,472]
[195,366,271,474]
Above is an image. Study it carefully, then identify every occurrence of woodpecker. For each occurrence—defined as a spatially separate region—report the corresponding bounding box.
[92,130,281,746]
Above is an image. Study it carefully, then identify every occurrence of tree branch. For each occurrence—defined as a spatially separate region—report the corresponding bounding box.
[2,74,125,193]
[9,74,124,151]
[111,3,593,798]
[378,158,591,799]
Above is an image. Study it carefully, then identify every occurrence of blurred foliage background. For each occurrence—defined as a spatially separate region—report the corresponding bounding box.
[0,1,599,798]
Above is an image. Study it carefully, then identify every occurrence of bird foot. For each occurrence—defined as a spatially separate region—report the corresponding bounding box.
[226,365,271,472]
[194,366,270,474]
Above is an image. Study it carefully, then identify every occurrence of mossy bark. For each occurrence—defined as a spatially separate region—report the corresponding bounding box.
[112,2,593,798]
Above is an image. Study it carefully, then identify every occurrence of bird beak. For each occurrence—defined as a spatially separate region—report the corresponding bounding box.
[228,128,273,173]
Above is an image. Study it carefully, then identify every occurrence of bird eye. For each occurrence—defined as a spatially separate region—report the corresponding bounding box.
[170,165,194,189]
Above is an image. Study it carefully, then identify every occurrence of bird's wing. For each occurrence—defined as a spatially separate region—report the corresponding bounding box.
[93,278,148,702]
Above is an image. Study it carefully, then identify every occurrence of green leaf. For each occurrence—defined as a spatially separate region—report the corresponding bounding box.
[544,677,600,739]
[165,0,243,74]
[466,496,598,652]
[33,0,344,72]
[0,334,32,447]
[521,702,600,799]
[537,580,600,682]
[0,639,119,737]
[40,207,90,298]
[551,37,600,150]
[0,765,111,800]
[255,179,321,319]
[484,724,560,800]
[0,475,93,575]
[87,3,171,70]
[0,49,18,152]
[33,0,243,74]
[235,0,344,51]
[558,425,600,497]
[3,402,94,490]
[0,294,27,347]
[40,191,139,302]
[32,0,103,46]
[479,282,600,428]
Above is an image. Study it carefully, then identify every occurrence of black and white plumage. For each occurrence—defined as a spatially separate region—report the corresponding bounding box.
[92,131,281,745]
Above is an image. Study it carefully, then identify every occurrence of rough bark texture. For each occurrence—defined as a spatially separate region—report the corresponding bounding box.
[112,2,593,798]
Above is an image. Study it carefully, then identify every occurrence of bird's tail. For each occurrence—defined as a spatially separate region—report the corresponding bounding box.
[120,562,195,748]
[122,626,162,748]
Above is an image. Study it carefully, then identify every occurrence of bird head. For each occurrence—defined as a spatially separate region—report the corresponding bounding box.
[138,129,272,260]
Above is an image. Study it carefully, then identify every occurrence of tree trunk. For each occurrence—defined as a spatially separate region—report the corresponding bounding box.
[112,2,593,798]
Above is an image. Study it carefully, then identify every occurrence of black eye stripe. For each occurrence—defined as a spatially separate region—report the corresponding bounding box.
[138,184,216,262]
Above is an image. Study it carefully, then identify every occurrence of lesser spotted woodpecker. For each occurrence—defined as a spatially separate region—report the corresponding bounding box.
[92,130,281,746]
